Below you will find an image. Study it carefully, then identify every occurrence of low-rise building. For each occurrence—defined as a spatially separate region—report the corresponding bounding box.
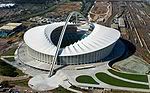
[0,3,15,8]
[118,17,125,28]
[0,23,22,37]
[111,23,119,30]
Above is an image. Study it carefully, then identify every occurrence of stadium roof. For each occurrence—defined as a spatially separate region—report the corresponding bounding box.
[24,22,120,56]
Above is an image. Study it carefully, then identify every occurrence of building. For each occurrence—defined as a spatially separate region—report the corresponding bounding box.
[17,20,120,71]
[118,17,125,28]
[0,3,15,8]
[14,12,124,92]
[111,23,119,30]
[0,23,22,37]
[145,0,150,4]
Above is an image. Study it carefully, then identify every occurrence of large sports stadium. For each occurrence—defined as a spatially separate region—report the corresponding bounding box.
[14,11,127,91]
[17,12,120,71]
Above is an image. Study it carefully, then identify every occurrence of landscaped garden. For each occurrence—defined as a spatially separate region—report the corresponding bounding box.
[108,69,148,82]
[95,72,149,89]
[76,75,99,84]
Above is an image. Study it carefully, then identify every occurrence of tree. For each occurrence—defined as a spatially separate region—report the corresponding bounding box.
[1,81,10,88]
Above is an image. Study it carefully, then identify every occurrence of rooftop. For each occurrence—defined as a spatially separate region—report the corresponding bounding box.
[0,23,22,31]
[24,22,120,56]
[0,3,15,8]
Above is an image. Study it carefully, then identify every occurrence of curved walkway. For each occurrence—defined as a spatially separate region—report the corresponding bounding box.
[0,75,29,83]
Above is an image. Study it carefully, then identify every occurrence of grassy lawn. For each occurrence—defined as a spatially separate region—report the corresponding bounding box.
[0,59,25,77]
[2,47,17,56]
[95,72,149,89]
[5,57,15,62]
[9,79,29,87]
[15,69,26,77]
[76,75,99,84]
[52,86,74,93]
[108,69,148,82]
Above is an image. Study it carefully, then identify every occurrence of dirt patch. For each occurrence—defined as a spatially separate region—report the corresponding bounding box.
[45,2,81,17]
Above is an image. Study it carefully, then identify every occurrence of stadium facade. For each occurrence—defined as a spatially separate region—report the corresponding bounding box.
[23,23,119,65]
[18,12,120,71]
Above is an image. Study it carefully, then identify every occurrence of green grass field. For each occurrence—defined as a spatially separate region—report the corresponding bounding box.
[95,72,149,89]
[9,79,29,87]
[76,75,99,84]
[0,59,25,77]
[1,47,17,56]
[5,57,15,62]
[52,86,74,93]
[108,69,148,82]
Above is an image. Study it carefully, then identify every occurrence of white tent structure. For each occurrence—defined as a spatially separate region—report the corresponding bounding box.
[21,12,120,72]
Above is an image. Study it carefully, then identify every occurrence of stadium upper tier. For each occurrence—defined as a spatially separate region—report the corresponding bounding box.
[24,22,120,57]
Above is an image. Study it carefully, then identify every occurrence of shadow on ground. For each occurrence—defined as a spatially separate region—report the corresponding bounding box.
[109,38,136,67]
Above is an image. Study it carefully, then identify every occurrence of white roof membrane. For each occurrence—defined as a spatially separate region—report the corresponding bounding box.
[24,22,120,56]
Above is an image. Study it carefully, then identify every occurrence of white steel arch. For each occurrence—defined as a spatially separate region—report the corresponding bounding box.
[49,11,89,77]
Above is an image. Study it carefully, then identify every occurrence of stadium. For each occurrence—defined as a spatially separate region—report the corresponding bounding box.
[17,12,120,71]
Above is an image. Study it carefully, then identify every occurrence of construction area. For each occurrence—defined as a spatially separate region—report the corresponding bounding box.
[89,0,112,23]
[44,2,81,19]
